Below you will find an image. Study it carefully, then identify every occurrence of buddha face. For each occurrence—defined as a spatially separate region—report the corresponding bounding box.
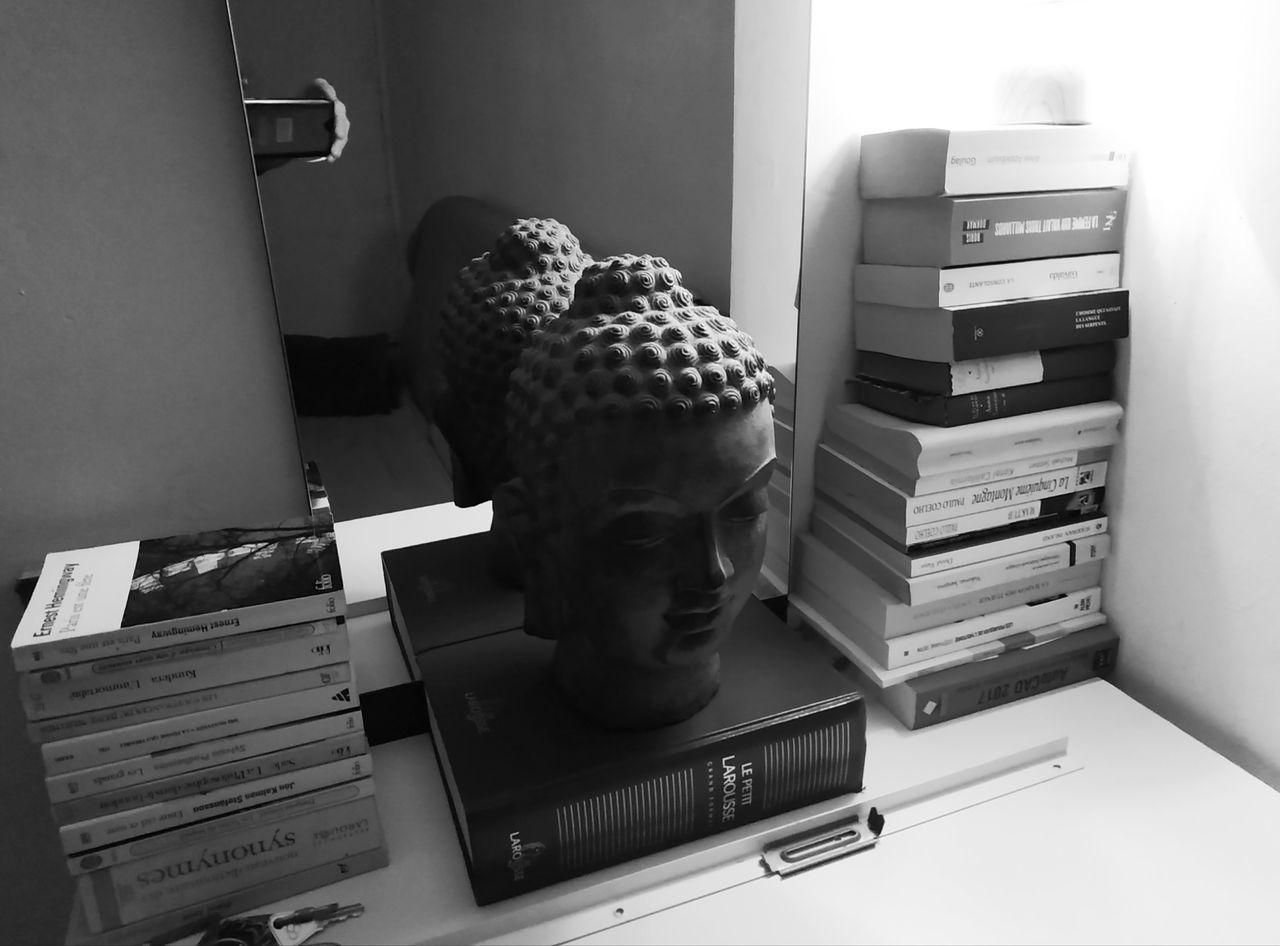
[544,405,775,672]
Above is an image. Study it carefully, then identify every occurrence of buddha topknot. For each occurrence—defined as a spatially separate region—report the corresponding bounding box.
[506,254,775,476]
[437,217,590,500]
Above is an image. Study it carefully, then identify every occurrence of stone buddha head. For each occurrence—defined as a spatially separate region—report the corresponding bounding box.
[436,217,590,506]
[497,255,777,730]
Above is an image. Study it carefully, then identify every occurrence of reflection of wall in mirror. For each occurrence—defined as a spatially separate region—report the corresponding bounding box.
[230,0,737,340]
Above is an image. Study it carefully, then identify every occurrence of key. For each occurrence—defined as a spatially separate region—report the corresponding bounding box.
[268,902,365,945]
[197,913,276,946]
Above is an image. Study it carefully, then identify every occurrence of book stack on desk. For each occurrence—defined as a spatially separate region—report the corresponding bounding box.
[792,125,1129,729]
[10,466,389,944]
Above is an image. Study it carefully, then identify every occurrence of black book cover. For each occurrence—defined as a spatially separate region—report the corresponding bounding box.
[851,373,1114,427]
[381,532,525,680]
[855,342,1117,396]
[420,596,867,904]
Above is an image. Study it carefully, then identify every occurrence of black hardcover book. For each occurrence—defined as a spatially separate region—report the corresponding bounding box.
[853,288,1130,361]
[420,596,868,905]
[851,373,1114,427]
[855,342,1117,396]
[381,533,525,682]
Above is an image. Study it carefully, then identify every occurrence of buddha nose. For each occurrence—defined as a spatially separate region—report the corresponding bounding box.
[689,515,732,590]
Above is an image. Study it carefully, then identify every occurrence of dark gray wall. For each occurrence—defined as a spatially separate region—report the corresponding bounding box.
[0,3,306,939]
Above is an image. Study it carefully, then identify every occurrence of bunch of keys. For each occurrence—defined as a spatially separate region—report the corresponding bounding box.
[197,902,364,946]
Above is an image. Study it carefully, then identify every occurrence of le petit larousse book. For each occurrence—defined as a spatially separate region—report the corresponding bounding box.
[11,507,343,673]
[853,253,1120,309]
[420,596,867,905]
[382,532,525,682]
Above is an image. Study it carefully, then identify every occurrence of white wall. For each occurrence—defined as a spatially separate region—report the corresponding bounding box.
[0,3,306,940]
[797,0,1280,786]
[378,0,736,312]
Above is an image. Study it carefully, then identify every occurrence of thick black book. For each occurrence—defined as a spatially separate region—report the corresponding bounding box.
[420,596,868,905]
[851,373,1114,427]
[855,342,1117,396]
[853,288,1129,361]
[382,532,525,681]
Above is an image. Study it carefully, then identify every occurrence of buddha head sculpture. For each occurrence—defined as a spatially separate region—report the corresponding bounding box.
[436,217,590,506]
[498,255,777,730]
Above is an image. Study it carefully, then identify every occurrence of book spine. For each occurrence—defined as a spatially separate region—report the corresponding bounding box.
[820,508,1110,605]
[877,586,1102,669]
[68,846,388,945]
[792,581,1106,689]
[857,127,1131,198]
[886,624,1120,729]
[46,709,365,806]
[853,373,1114,427]
[849,485,1106,548]
[950,297,1130,362]
[462,700,867,904]
[825,398,1124,478]
[22,620,349,719]
[815,497,1110,583]
[860,344,1117,397]
[13,590,345,672]
[26,662,352,746]
[862,189,1127,268]
[67,776,377,877]
[818,446,1107,527]
[52,730,368,826]
[822,435,1099,498]
[796,530,1104,637]
[43,677,360,776]
[62,752,373,855]
[77,786,382,931]
[855,254,1120,309]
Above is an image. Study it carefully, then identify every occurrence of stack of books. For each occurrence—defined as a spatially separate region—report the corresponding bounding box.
[11,467,387,944]
[793,124,1130,729]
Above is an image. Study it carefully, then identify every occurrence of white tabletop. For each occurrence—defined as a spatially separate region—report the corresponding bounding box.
[170,505,1280,944]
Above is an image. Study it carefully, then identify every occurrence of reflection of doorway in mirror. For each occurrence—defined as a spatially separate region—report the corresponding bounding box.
[229,0,454,523]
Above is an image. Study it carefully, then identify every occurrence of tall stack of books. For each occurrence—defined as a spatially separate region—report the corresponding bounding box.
[793,124,1130,730]
[11,466,388,944]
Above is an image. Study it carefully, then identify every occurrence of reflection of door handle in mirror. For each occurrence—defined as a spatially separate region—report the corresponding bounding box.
[244,98,334,158]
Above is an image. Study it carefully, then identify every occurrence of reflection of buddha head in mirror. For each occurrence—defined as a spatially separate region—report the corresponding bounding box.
[437,218,590,506]
[498,255,777,730]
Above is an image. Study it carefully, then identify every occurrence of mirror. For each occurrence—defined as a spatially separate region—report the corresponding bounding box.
[227,0,806,592]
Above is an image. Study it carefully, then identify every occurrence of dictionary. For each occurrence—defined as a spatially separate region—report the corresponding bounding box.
[420,596,867,905]
[854,254,1121,309]
[10,463,342,672]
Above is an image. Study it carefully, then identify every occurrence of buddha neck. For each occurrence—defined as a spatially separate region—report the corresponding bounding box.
[551,639,720,731]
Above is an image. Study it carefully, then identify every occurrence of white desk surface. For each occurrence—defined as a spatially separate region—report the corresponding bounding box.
[201,507,1280,944]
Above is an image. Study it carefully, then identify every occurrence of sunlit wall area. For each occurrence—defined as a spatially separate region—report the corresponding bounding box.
[798,0,1280,785]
